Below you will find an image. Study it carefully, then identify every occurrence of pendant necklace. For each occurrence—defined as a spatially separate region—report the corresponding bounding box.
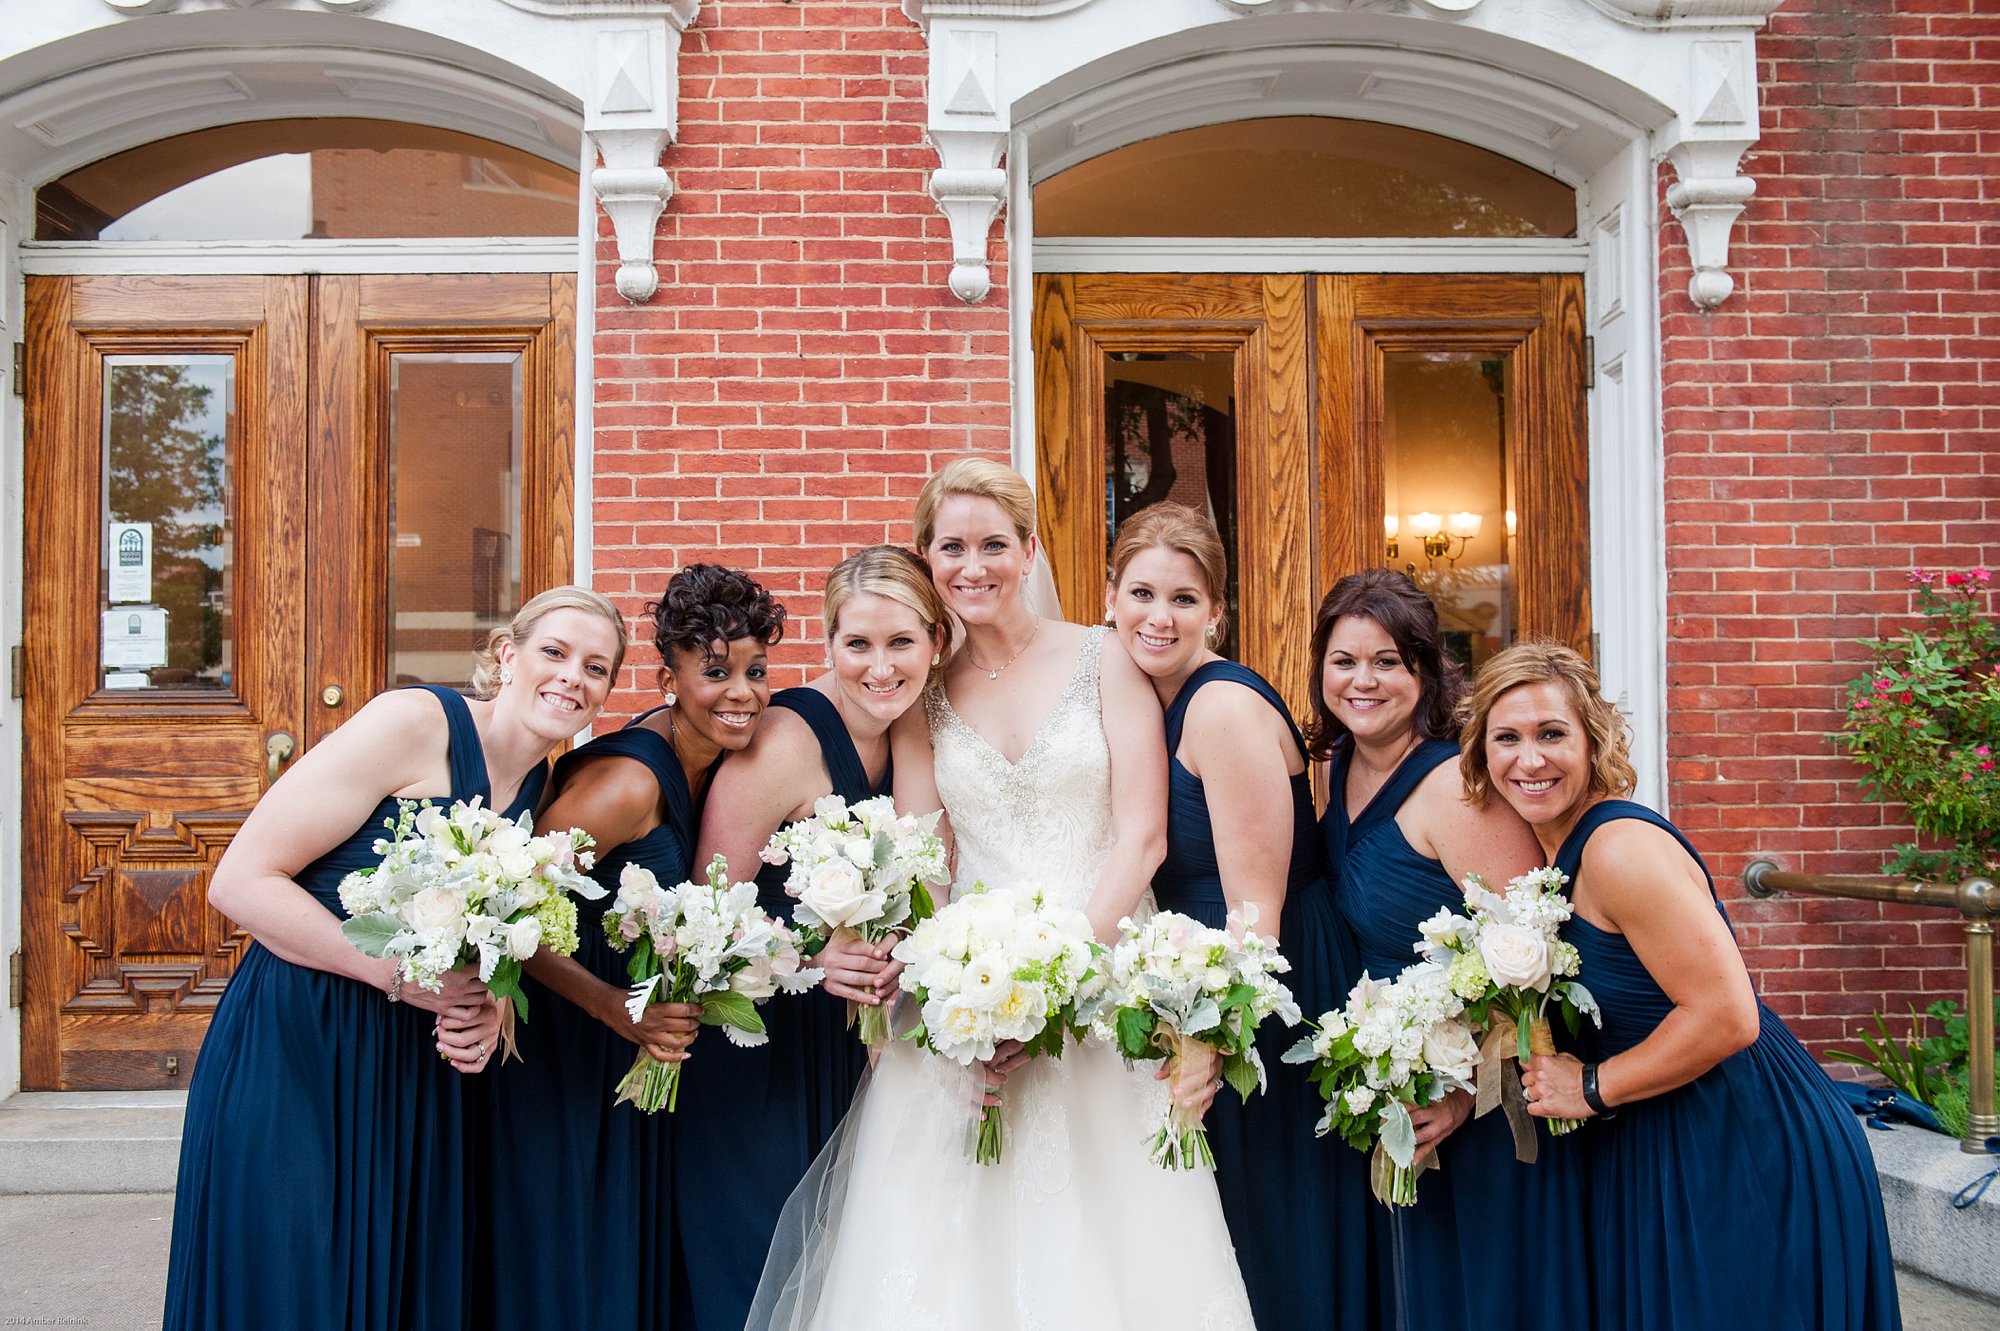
[967,615,1041,681]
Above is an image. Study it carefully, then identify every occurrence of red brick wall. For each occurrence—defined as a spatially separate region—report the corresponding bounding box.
[587,1,1997,1061]
[590,1,1011,705]
[1660,0,1998,1056]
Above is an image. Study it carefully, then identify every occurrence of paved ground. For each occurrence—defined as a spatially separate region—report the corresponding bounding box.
[2,1190,1995,1330]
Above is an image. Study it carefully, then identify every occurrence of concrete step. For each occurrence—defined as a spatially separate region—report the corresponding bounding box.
[1868,1124,2000,1304]
[0,1091,185,1195]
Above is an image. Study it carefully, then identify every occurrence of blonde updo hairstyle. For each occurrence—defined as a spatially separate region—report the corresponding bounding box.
[469,585,629,700]
[1107,502,1230,639]
[913,457,1037,551]
[822,545,952,690]
[1459,640,1637,805]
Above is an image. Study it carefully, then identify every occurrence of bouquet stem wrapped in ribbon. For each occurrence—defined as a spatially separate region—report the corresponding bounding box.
[761,794,948,1049]
[893,883,1104,1165]
[1284,963,1481,1207]
[1416,867,1601,1162]
[1101,908,1299,1171]
[338,797,603,1062]
[603,855,824,1113]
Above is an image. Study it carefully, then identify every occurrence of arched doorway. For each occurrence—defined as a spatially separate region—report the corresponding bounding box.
[18,117,581,1090]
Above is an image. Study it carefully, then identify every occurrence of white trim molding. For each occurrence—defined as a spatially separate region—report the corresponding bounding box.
[1034,237,1592,274]
[18,237,580,275]
[903,0,1783,310]
[0,0,702,304]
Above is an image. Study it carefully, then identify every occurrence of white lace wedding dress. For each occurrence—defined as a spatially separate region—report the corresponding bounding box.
[749,628,1255,1331]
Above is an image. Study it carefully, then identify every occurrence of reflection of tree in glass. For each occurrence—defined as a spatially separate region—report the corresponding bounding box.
[107,363,229,685]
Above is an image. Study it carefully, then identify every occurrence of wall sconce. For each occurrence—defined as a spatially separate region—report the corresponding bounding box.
[1409,510,1480,563]
[1384,514,1400,561]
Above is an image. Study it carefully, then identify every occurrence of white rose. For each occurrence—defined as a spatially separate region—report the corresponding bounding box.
[1422,1020,1482,1081]
[1478,923,1554,992]
[409,886,466,935]
[506,915,543,957]
[798,859,883,929]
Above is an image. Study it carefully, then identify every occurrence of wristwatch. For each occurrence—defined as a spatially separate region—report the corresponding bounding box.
[1581,1062,1614,1118]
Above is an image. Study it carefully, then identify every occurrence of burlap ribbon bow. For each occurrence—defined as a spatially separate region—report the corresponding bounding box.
[1473,1013,1555,1165]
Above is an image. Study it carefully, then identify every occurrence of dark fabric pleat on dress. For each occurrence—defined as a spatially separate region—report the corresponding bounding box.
[1554,801,1902,1331]
[671,688,887,1330]
[1152,662,1374,1330]
[1325,737,1590,1331]
[165,686,542,1331]
[473,704,698,1331]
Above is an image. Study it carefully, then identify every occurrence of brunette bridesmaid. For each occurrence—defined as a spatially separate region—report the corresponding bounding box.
[476,565,784,1331]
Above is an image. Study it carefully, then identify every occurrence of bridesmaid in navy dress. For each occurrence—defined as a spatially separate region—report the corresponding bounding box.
[681,546,949,1330]
[1103,505,1373,1329]
[477,565,786,1331]
[1310,569,1586,1331]
[1470,642,1903,1330]
[164,587,627,1331]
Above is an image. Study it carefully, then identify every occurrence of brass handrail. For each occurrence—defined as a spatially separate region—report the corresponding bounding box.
[1743,860,1997,1154]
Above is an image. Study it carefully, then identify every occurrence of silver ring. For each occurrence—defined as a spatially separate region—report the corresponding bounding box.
[477,1042,488,1058]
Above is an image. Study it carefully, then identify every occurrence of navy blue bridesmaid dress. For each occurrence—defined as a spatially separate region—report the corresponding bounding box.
[1554,800,1902,1331]
[1153,662,1373,1330]
[1325,737,1590,1331]
[164,685,545,1331]
[669,687,888,1331]
[474,704,700,1331]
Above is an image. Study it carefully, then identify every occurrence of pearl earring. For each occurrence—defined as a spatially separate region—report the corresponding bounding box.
[499,666,513,685]
[664,690,677,708]
[931,651,942,667]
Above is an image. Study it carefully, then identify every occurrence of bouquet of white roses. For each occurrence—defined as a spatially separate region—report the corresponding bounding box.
[602,854,824,1113]
[892,884,1104,1164]
[1414,866,1600,1148]
[1101,908,1300,1170]
[1283,963,1482,1206]
[339,797,603,1053]
[760,793,949,1047]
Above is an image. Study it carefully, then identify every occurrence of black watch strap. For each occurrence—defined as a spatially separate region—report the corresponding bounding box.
[1581,1062,1613,1117]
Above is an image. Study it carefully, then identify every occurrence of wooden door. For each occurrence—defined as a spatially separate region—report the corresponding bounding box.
[1034,271,1589,719]
[1034,273,1317,717]
[22,273,575,1090]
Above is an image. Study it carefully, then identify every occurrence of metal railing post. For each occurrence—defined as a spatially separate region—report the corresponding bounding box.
[1743,860,1998,1153]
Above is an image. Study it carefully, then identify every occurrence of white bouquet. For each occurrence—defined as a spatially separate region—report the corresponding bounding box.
[893,883,1104,1164]
[1283,964,1483,1206]
[339,797,603,1047]
[1101,908,1300,1170]
[602,855,824,1113]
[760,793,949,1046]
[1414,866,1600,1144]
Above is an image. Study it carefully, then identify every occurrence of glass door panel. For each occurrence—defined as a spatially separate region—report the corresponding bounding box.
[387,352,524,687]
[1382,351,1515,669]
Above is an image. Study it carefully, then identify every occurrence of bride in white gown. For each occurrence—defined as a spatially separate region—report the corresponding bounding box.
[749,460,1254,1331]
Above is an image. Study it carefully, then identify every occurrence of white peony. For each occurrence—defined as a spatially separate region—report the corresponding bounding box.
[1478,923,1554,992]
[958,956,1011,1010]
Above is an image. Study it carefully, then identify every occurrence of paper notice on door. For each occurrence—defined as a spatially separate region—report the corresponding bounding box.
[102,671,152,690]
[101,606,169,669]
[108,521,154,604]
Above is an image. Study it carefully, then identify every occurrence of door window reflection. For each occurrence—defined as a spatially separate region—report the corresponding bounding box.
[100,356,234,690]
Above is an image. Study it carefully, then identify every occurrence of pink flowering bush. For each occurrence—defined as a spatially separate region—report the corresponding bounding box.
[1839,568,1999,882]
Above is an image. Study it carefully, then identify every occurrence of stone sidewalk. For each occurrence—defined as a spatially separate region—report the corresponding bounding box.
[2,1191,1995,1331]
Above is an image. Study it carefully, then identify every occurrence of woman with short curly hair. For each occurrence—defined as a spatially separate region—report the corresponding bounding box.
[476,564,785,1331]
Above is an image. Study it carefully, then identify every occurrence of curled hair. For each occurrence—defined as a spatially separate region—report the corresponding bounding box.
[1303,568,1463,761]
[1459,640,1636,805]
[913,457,1036,551]
[1108,503,1231,639]
[469,585,628,700]
[647,564,786,674]
[823,546,951,690]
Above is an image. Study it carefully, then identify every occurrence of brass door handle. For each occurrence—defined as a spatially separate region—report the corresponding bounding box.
[321,684,344,707]
[266,732,296,782]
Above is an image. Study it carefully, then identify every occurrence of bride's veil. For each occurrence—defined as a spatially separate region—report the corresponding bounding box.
[1023,544,1066,622]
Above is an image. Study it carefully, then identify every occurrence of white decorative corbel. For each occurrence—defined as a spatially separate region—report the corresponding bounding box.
[922,24,1008,304]
[585,4,699,304]
[1661,37,1759,308]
